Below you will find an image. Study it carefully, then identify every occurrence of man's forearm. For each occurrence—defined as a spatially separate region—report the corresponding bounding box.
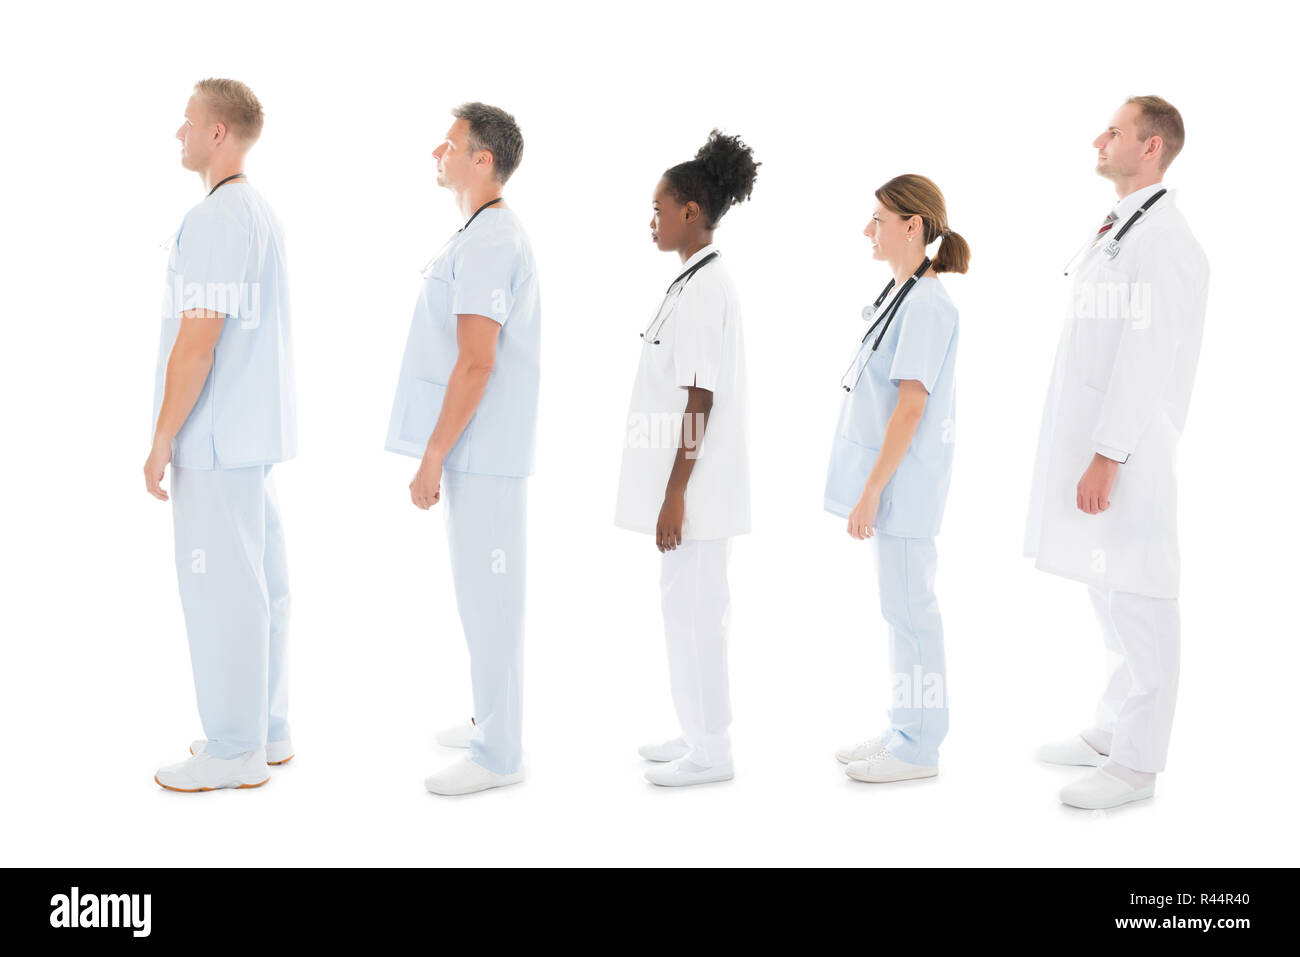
[155,348,215,443]
[425,361,493,461]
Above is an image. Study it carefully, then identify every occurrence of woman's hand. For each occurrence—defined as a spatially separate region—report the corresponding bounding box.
[143,433,173,502]
[848,485,880,540]
[657,490,685,552]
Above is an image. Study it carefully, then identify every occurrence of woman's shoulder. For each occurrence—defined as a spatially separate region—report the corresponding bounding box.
[905,276,958,321]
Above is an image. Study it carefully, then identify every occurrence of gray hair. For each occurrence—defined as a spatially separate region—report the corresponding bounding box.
[451,102,524,184]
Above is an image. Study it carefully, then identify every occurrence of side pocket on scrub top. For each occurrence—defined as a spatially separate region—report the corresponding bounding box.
[826,435,880,512]
[399,378,474,469]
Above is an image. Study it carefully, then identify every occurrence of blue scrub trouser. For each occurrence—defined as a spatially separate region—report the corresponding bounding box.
[171,464,291,760]
[442,469,527,775]
[874,532,947,766]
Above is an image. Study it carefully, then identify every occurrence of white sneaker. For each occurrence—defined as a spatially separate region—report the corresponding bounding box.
[835,730,892,765]
[155,749,270,792]
[424,757,524,796]
[644,758,735,788]
[638,737,689,763]
[844,749,938,783]
[1036,734,1106,767]
[190,739,295,766]
[435,719,476,749]
[1059,768,1154,810]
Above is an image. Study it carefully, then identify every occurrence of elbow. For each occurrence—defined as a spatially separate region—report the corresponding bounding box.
[461,356,496,378]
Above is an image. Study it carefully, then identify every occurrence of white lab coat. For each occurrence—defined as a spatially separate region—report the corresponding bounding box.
[1024,185,1209,599]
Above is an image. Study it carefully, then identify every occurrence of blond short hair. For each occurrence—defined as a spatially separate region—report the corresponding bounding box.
[1126,95,1185,170]
[194,78,264,143]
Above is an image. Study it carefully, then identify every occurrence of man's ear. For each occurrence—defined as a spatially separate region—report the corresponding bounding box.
[1143,135,1165,164]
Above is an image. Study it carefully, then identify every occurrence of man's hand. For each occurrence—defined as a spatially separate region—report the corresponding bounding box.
[1077,453,1120,514]
[410,453,443,509]
[656,490,685,552]
[848,484,881,540]
[144,434,173,501]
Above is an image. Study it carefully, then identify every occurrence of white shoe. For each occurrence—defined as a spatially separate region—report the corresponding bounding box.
[1059,768,1154,810]
[844,749,938,783]
[424,757,524,796]
[155,749,270,792]
[835,730,892,765]
[435,719,476,749]
[190,739,295,766]
[644,758,734,788]
[1036,734,1106,767]
[638,737,689,763]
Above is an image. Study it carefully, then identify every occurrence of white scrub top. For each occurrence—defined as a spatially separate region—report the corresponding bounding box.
[614,244,751,541]
[824,276,959,538]
[385,207,541,477]
[153,183,297,469]
[1024,184,1208,598]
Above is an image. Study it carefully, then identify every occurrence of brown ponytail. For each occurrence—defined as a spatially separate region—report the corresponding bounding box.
[875,174,970,274]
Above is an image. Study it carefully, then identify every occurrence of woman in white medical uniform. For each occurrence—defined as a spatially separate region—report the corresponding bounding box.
[825,174,969,784]
[615,130,758,788]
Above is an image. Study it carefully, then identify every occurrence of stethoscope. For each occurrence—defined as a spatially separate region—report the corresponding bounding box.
[839,256,932,393]
[1062,188,1166,276]
[640,250,720,344]
[420,197,504,276]
[207,172,246,196]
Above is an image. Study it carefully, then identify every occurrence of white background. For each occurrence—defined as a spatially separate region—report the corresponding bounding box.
[2,0,1297,867]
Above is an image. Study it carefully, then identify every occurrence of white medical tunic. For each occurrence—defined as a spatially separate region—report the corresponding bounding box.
[824,277,959,538]
[153,183,297,469]
[385,207,540,476]
[614,245,751,541]
[1023,184,1209,599]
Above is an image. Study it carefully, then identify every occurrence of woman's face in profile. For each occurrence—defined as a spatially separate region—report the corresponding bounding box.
[650,177,694,253]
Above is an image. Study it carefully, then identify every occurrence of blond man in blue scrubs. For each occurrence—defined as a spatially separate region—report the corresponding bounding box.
[146,79,297,792]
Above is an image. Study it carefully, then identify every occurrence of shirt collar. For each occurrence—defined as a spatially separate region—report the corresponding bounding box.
[678,243,717,275]
[1110,181,1169,223]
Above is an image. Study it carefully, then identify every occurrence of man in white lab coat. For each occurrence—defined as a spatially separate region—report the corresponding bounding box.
[1025,95,1209,810]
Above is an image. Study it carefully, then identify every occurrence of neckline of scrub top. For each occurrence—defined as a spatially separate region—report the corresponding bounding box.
[877,271,938,315]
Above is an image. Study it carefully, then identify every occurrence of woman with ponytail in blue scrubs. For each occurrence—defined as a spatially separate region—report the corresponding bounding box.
[825,174,969,785]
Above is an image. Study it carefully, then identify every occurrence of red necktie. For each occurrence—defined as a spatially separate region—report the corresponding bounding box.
[1095,211,1118,241]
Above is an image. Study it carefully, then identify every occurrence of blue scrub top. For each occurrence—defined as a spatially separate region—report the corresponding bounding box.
[824,276,958,538]
[153,183,297,470]
[385,207,540,477]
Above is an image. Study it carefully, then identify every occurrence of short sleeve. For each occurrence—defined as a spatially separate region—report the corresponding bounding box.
[671,278,726,391]
[172,207,250,318]
[887,295,956,393]
[450,228,523,324]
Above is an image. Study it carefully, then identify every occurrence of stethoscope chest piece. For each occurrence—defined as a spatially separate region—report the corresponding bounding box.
[1103,239,1122,259]
[861,303,878,322]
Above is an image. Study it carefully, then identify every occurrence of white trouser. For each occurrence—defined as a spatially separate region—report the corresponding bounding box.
[443,469,527,776]
[171,464,290,759]
[1089,586,1180,773]
[659,538,733,768]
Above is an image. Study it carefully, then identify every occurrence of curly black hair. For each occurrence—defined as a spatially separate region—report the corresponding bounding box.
[664,130,760,230]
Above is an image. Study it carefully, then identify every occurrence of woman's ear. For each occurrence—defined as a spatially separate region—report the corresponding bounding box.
[683,200,700,225]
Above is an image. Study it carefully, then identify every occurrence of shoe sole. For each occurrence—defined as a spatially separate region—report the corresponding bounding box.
[154,775,270,792]
[846,769,939,784]
[189,747,294,766]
